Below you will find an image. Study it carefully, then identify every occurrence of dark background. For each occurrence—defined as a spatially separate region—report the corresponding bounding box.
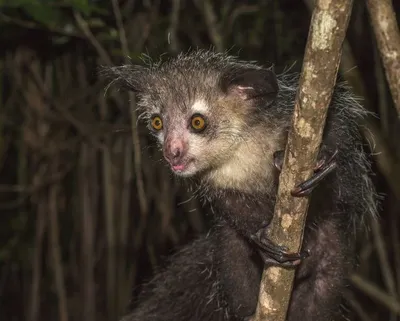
[0,0,399,320]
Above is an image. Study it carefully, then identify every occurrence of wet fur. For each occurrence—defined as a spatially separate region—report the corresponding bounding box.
[101,50,378,321]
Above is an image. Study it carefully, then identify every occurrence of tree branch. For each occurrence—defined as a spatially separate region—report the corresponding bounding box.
[366,0,400,117]
[111,0,148,218]
[350,274,400,315]
[253,0,354,320]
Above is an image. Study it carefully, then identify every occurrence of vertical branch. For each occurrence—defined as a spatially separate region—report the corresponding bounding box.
[372,43,390,136]
[111,0,148,219]
[14,49,69,321]
[48,173,69,321]
[371,219,398,297]
[73,11,113,66]
[392,207,400,293]
[119,137,132,248]
[98,96,117,320]
[366,0,400,116]
[199,0,224,52]
[19,112,41,321]
[254,0,354,320]
[80,143,95,321]
[350,275,400,314]
[28,198,46,321]
[109,1,150,315]
[0,66,4,167]
[168,0,181,53]
[304,0,400,199]
[74,49,96,321]
[116,137,134,315]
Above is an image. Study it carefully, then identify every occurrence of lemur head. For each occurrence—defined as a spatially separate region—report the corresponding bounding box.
[101,50,280,182]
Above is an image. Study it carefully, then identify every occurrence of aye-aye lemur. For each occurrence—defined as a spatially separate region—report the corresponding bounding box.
[100,50,377,321]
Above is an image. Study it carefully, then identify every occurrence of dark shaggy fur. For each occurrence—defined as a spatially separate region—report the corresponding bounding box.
[100,49,378,321]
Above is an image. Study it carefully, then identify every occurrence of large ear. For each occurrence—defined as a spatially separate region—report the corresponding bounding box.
[98,65,148,93]
[220,68,279,107]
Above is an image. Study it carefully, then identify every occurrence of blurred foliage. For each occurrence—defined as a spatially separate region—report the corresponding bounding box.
[0,1,399,321]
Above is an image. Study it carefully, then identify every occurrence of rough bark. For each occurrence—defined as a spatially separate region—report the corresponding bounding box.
[366,0,400,117]
[253,0,354,320]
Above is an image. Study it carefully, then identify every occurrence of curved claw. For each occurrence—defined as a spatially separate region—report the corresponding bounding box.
[291,160,337,197]
[274,147,338,174]
[313,147,339,172]
[273,150,285,172]
[291,147,339,197]
[250,229,310,267]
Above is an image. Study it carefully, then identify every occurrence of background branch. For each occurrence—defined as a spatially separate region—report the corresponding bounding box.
[366,0,400,116]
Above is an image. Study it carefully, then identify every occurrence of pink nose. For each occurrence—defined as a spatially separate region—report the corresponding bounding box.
[164,139,186,165]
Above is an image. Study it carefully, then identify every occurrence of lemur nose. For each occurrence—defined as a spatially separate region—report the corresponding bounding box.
[164,139,186,164]
[172,147,181,158]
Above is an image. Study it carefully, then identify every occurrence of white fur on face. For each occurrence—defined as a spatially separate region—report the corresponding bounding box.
[191,99,209,114]
[149,96,284,194]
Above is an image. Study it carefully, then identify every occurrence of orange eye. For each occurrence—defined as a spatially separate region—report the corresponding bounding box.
[151,116,163,130]
[191,115,206,132]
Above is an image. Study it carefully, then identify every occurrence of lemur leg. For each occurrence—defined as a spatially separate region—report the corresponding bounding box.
[273,148,338,197]
[120,230,231,321]
[287,219,354,321]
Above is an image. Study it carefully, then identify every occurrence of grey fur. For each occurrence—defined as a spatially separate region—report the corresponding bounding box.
[100,49,378,321]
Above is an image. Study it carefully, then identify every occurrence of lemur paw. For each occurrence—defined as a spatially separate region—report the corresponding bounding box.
[250,228,310,267]
[273,147,338,197]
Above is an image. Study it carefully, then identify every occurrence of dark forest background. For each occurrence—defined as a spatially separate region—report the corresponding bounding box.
[0,0,399,321]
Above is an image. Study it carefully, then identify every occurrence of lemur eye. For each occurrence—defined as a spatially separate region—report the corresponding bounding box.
[151,116,163,131]
[191,114,206,132]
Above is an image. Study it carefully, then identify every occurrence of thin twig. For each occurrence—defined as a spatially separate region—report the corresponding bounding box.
[28,200,46,321]
[117,136,133,315]
[167,0,181,53]
[111,0,149,218]
[73,11,113,66]
[98,95,117,320]
[0,12,85,39]
[200,0,224,52]
[351,274,400,315]
[344,290,374,321]
[80,143,96,321]
[371,218,398,297]
[48,175,69,321]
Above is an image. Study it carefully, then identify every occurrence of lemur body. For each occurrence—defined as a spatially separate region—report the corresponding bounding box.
[101,50,377,321]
